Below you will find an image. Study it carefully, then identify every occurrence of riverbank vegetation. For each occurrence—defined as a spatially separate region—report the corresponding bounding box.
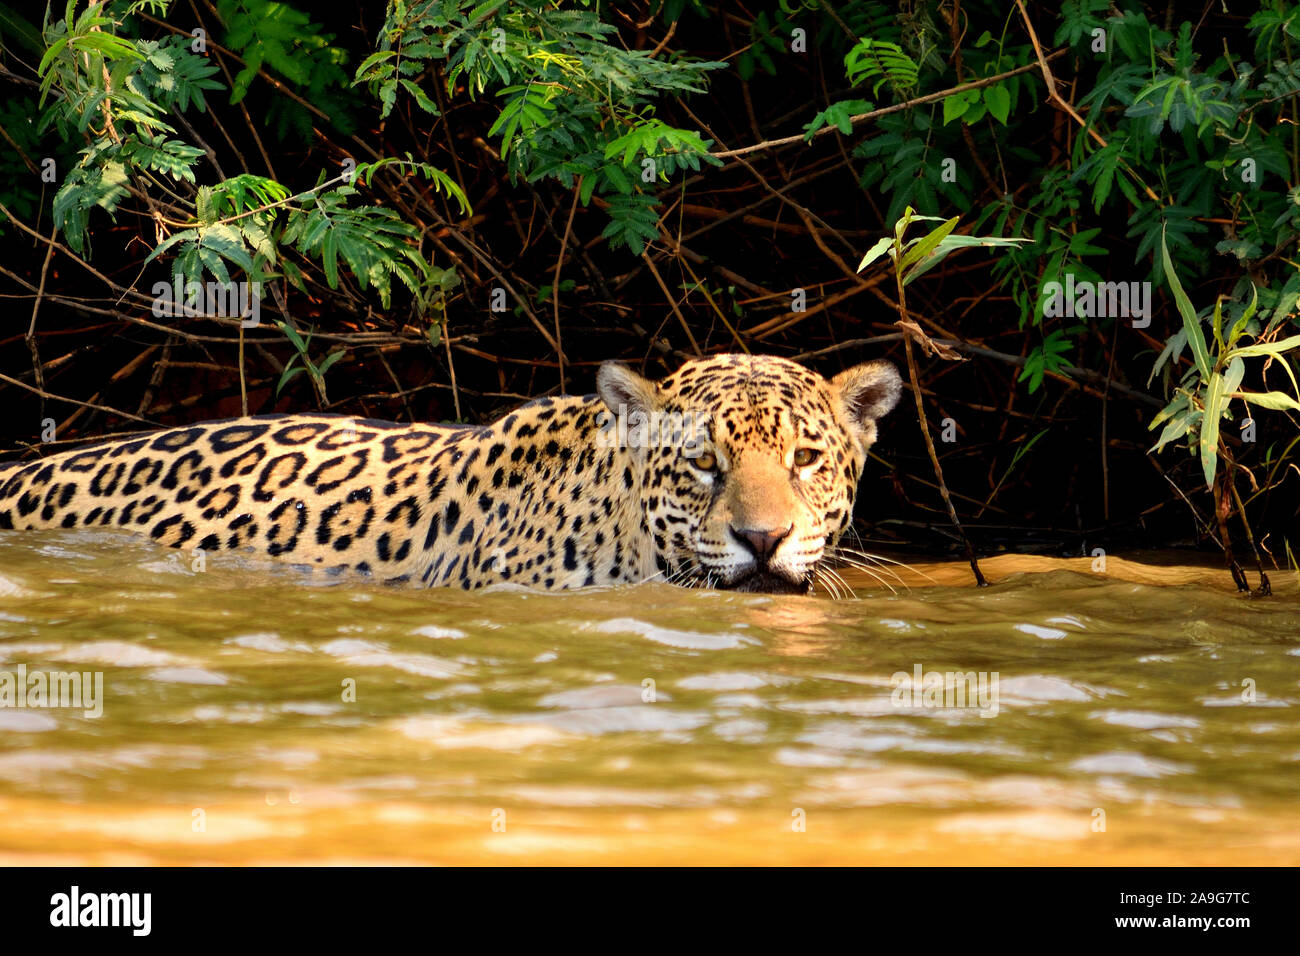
[2,0,1298,580]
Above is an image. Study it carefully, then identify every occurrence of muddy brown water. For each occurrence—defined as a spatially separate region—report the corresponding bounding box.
[0,531,1297,864]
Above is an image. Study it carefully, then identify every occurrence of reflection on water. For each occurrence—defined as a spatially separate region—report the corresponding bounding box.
[1,530,1298,864]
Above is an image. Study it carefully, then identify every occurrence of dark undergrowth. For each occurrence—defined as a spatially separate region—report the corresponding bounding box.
[1,1,1299,578]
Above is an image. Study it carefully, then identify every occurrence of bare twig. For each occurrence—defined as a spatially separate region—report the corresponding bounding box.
[552,179,582,392]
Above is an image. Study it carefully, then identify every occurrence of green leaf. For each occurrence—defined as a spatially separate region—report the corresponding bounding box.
[467,0,509,25]
[1233,390,1300,412]
[1149,392,1189,431]
[803,99,872,140]
[1211,296,1226,353]
[1226,284,1258,348]
[1160,229,1211,381]
[1200,369,1226,489]
[1226,335,1300,398]
[276,320,308,354]
[276,363,305,397]
[856,236,894,273]
[316,350,346,376]
[1149,404,1194,453]
[36,37,69,91]
[195,185,215,224]
[844,38,918,98]
[983,84,1011,125]
[898,216,959,278]
[1222,356,1246,400]
[907,233,1030,284]
[355,50,396,77]
[399,78,440,115]
[943,90,974,125]
[1227,334,1300,359]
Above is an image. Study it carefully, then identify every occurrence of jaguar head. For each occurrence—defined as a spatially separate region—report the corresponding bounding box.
[597,354,902,593]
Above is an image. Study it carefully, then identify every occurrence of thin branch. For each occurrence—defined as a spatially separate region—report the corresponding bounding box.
[0,369,159,426]
[711,50,1067,161]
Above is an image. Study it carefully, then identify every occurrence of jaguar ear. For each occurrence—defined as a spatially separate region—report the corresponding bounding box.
[831,360,902,440]
[597,362,660,419]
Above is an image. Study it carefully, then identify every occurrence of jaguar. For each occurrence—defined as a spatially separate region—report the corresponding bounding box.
[0,354,902,593]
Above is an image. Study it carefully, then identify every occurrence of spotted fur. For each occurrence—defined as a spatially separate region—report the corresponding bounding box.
[0,355,901,591]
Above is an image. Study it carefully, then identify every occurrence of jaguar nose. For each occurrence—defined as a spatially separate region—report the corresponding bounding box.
[730,524,793,562]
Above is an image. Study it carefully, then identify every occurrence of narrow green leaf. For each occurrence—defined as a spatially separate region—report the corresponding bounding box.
[316,350,345,375]
[1149,408,1193,453]
[1160,229,1211,381]
[1148,393,1189,431]
[856,236,894,273]
[1222,355,1246,399]
[1200,370,1225,489]
[1233,390,1300,411]
[276,320,307,354]
[276,364,304,396]
[898,216,959,275]
[1227,334,1300,358]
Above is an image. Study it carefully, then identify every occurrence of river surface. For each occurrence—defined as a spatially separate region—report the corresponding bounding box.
[1,530,1297,864]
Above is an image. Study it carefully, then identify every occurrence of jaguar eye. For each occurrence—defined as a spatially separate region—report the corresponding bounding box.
[690,450,718,472]
[793,448,821,468]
